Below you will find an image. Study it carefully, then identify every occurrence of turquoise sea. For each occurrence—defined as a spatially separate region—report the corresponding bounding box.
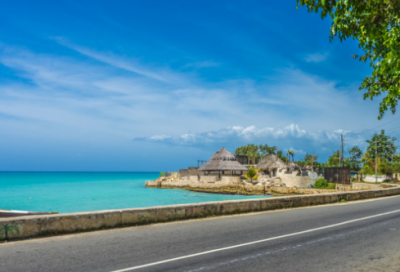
[0,172,272,214]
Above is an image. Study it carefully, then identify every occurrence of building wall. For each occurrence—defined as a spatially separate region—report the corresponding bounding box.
[276,168,316,188]
[200,176,219,182]
[221,176,241,184]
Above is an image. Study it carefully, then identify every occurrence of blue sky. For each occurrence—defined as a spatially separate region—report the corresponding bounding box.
[1,0,399,171]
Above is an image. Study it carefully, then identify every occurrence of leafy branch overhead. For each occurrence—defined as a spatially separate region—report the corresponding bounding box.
[297,0,400,119]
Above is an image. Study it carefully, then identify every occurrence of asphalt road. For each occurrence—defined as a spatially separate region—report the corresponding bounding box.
[1,196,400,272]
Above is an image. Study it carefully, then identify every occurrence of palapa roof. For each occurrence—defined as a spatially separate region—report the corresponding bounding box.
[199,148,248,171]
[256,154,287,171]
[288,161,301,171]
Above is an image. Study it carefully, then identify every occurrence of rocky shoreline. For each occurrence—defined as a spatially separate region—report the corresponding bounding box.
[145,175,337,196]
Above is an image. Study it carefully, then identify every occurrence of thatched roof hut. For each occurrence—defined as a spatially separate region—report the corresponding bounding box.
[256,154,287,171]
[288,161,301,172]
[199,148,247,172]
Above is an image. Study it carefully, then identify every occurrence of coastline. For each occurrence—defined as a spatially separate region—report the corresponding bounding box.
[146,180,338,196]
[2,185,400,241]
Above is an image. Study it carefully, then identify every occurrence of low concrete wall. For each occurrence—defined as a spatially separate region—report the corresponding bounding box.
[2,186,400,241]
[334,183,396,191]
[363,175,388,183]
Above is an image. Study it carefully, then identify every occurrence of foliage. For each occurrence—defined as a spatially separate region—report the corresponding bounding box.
[300,152,318,166]
[258,144,277,157]
[379,159,394,175]
[286,150,295,163]
[314,178,336,189]
[235,144,259,165]
[359,163,376,175]
[277,150,287,163]
[297,0,400,119]
[392,160,400,173]
[363,130,397,163]
[348,146,363,170]
[314,178,328,189]
[243,167,260,182]
[328,150,340,166]
[0,224,19,241]
[235,144,286,164]
[326,183,337,189]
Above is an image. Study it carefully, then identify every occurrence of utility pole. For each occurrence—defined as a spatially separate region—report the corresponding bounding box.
[312,149,314,171]
[340,134,344,167]
[375,140,378,183]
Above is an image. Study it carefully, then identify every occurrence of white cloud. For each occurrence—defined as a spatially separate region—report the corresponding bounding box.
[305,52,329,63]
[0,42,396,163]
[54,37,187,85]
[134,123,400,160]
[184,61,220,69]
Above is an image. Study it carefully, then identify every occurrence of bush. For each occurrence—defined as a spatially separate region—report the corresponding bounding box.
[314,178,328,189]
[326,183,336,189]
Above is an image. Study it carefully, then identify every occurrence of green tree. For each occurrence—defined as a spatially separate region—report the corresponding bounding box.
[301,153,318,166]
[235,144,260,165]
[259,144,276,157]
[392,159,400,173]
[236,144,284,165]
[379,159,394,175]
[364,130,397,163]
[348,146,363,170]
[328,150,340,166]
[277,150,287,163]
[297,0,400,119]
[286,150,294,163]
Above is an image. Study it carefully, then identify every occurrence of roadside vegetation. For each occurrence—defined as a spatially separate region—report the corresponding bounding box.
[313,178,336,189]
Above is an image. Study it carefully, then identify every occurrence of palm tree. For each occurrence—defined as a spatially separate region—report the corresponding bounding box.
[0,224,19,241]
[286,150,294,164]
[243,167,260,183]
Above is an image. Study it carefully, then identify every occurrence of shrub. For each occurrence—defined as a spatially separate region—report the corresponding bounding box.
[326,183,336,189]
[314,178,328,189]
[242,167,259,183]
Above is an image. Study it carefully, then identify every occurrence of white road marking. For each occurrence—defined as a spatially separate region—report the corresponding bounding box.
[110,208,400,272]
[185,223,380,272]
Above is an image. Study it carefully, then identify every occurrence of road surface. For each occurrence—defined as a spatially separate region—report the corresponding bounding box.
[1,196,400,272]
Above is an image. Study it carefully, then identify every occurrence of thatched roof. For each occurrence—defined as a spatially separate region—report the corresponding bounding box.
[288,161,301,171]
[199,148,248,171]
[256,154,287,171]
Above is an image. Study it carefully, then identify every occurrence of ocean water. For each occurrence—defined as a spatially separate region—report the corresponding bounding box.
[0,172,272,214]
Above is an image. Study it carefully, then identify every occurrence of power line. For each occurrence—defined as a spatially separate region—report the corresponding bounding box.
[359,116,400,133]
[385,126,400,134]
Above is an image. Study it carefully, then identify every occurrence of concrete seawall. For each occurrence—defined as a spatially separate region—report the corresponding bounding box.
[1,187,400,241]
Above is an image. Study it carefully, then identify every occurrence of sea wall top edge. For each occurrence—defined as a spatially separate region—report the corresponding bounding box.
[0,171,160,173]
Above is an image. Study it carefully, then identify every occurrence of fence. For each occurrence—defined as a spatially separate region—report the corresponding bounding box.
[324,167,351,184]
